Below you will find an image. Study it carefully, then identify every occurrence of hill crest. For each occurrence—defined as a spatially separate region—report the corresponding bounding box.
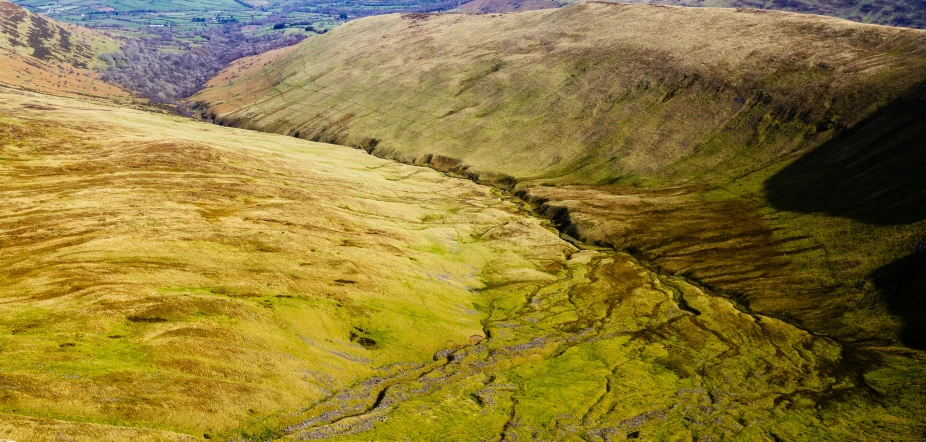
[458,0,926,29]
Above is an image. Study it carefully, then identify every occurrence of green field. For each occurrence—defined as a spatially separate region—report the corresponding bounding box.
[10,0,452,43]
[9,0,326,42]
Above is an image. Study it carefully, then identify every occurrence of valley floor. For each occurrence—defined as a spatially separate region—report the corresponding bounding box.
[0,87,923,440]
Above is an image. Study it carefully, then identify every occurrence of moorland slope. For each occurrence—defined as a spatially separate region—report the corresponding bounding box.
[195,2,926,342]
[458,0,926,28]
[0,0,125,98]
[1,86,923,441]
[0,85,572,440]
[196,4,926,187]
[195,8,926,439]
[2,3,925,440]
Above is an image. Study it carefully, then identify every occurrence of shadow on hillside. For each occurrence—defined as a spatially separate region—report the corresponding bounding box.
[765,84,926,349]
[764,85,926,225]
[870,249,926,349]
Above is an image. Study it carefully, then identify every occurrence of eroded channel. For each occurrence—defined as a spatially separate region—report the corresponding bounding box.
[249,232,859,441]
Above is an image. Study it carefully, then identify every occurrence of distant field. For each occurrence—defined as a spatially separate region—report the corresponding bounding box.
[11,0,325,44]
[10,0,459,43]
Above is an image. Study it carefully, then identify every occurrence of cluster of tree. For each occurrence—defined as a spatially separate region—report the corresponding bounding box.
[99,24,304,113]
[95,0,465,112]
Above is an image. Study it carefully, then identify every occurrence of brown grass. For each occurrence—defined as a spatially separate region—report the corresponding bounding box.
[0,0,127,99]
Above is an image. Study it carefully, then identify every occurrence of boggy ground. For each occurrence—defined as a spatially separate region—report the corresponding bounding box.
[2,89,924,440]
[249,250,926,441]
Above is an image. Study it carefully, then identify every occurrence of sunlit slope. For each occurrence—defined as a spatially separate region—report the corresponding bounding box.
[458,0,926,29]
[196,3,926,186]
[0,0,126,98]
[0,85,574,440]
[2,76,925,441]
[196,4,926,348]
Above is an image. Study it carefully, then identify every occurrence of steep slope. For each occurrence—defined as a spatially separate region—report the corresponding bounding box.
[195,3,926,421]
[196,4,926,187]
[458,0,926,29]
[0,0,126,98]
[3,88,925,441]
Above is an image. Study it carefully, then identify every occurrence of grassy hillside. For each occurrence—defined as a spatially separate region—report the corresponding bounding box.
[3,85,925,440]
[0,0,126,98]
[196,4,926,187]
[194,6,926,430]
[458,0,926,29]
[0,85,570,439]
[3,2,925,440]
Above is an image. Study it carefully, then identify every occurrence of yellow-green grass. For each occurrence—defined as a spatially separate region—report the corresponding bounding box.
[2,83,923,442]
[0,85,574,439]
[1,84,924,440]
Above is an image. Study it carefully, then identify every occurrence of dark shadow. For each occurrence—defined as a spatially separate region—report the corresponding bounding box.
[764,84,926,225]
[766,84,926,348]
[870,249,926,349]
